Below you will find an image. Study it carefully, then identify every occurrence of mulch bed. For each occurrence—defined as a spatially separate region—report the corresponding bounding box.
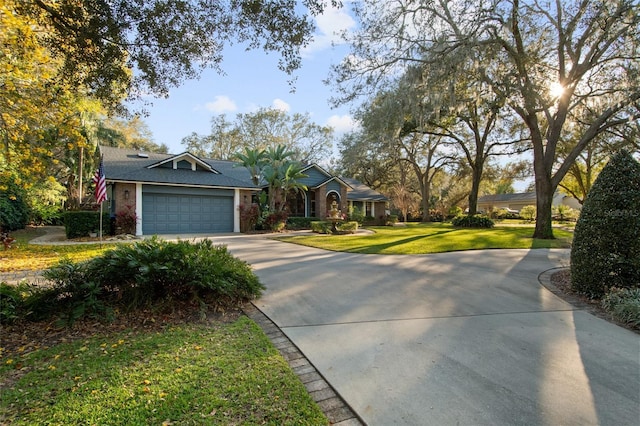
[549,269,638,333]
[0,302,243,359]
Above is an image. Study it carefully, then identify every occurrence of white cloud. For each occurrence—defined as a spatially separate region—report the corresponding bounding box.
[326,114,359,134]
[203,95,237,113]
[272,98,291,112]
[303,4,356,55]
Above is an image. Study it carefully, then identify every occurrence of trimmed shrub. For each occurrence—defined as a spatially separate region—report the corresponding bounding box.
[601,287,640,329]
[451,214,495,228]
[264,211,288,232]
[448,206,463,218]
[311,221,333,234]
[337,221,359,234]
[386,214,398,225]
[348,206,365,224]
[310,221,358,234]
[63,210,111,238]
[519,205,537,222]
[239,203,260,232]
[287,216,313,229]
[494,208,520,220]
[114,204,138,234]
[570,151,640,298]
[34,238,264,324]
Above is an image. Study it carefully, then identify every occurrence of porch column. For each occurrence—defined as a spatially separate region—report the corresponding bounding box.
[135,183,143,236]
[233,189,240,232]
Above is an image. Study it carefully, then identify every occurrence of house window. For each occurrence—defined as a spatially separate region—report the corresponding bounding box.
[286,190,306,217]
[309,190,316,217]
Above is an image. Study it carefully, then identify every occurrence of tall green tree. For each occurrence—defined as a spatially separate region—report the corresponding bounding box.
[331,0,640,238]
[182,116,239,160]
[184,108,334,164]
[99,117,168,153]
[20,0,338,110]
[337,131,398,190]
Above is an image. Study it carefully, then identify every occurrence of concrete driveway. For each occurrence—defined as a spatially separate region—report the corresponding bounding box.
[204,235,639,425]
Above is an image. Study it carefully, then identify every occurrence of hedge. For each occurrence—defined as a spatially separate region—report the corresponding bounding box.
[310,221,359,234]
[451,214,495,228]
[63,211,112,239]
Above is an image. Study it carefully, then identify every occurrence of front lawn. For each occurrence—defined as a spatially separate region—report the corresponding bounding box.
[0,227,114,272]
[0,230,328,425]
[275,222,573,254]
[0,317,327,425]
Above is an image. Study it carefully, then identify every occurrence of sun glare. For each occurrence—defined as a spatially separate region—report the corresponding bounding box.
[549,82,565,98]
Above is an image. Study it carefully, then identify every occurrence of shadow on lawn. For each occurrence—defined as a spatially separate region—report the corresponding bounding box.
[349,229,457,254]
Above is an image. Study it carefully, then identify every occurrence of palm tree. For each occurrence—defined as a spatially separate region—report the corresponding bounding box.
[262,145,296,211]
[233,148,267,185]
[280,162,308,213]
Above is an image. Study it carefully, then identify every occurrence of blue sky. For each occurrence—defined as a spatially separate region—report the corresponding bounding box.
[131,3,357,157]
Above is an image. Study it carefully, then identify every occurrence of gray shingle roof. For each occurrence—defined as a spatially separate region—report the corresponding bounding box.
[477,192,537,203]
[341,177,389,202]
[100,146,258,190]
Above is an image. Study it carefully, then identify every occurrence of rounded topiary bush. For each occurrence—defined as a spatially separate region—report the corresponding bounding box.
[570,151,640,298]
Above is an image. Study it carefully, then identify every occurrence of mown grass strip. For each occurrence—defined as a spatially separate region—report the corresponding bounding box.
[0,316,327,425]
[0,228,117,272]
[275,222,573,255]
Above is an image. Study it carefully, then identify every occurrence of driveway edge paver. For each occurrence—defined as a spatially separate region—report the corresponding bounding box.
[243,303,366,426]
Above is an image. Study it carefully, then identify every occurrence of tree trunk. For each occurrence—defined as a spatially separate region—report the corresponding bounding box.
[467,164,483,215]
[533,174,555,239]
[421,177,431,222]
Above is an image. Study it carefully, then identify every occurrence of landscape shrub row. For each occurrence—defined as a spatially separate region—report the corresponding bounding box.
[451,214,495,228]
[287,216,313,229]
[0,238,264,325]
[310,221,359,234]
[63,211,112,238]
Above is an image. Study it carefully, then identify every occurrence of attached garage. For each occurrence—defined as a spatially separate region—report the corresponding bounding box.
[142,185,234,234]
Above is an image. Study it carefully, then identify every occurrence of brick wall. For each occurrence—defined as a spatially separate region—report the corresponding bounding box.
[317,186,327,218]
[114,183,136,215]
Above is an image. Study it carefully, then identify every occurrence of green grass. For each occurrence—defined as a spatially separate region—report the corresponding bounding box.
[1,228,117,272]
[275,222,573,254]
[0,317,327,425]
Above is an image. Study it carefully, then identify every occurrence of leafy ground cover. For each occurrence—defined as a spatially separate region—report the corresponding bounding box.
[275,222,573,255]
[0,315,327,425]
[0,229,328,425]
[0,227,114,272]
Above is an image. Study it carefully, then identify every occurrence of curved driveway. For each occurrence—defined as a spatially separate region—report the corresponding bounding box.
[207,235,638,425]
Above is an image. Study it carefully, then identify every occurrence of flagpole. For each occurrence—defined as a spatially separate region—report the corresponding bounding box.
[99,201,103,248]
[94,153,107,248]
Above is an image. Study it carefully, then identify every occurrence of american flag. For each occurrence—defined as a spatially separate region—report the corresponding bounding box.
[93,157,107,204]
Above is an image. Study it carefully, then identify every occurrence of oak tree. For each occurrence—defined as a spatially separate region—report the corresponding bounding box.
[331,0,640,238]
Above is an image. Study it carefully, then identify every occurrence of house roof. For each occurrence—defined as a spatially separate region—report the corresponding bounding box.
[100,146,258,190]
[341,177,389,202]
[300,164,352,189]
[477,192,537,204]
[101,146,387,200]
